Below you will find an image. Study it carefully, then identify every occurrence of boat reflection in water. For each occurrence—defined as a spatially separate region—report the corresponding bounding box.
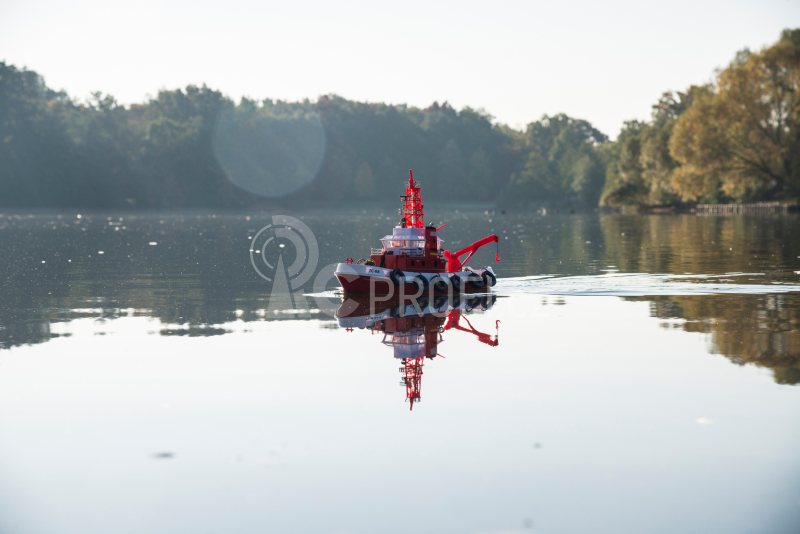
[336,294,499,410]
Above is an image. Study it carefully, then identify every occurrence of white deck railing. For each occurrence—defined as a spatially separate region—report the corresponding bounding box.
[370,248,444,258]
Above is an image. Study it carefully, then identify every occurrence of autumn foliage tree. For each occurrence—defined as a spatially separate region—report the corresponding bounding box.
[669,30,800,202]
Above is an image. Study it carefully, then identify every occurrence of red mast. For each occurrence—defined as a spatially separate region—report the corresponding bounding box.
[400,169,424,228]
[400,358,424,410]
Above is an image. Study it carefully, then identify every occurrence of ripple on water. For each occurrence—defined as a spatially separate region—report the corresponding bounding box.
[495,272,800,297]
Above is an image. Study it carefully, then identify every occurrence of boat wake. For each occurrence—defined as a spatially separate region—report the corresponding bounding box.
[495,272,800,297]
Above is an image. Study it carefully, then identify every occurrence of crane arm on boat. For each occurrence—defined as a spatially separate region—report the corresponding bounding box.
[444,310,499,347]
[443,234,500,272]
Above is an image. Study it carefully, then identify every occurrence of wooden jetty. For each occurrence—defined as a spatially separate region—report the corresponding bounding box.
[695,201,799,215]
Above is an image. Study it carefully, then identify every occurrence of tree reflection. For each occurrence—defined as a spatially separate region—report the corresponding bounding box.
[637,293,800,384]
[598,213,800,276]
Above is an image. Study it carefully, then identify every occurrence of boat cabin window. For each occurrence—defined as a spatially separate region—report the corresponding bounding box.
[383,333,426,345]
[382,239,426,248]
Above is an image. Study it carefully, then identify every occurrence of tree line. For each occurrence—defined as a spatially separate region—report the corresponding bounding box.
[1,29,797,209]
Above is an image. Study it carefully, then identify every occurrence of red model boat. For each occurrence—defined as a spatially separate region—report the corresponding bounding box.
[335,170,500,295]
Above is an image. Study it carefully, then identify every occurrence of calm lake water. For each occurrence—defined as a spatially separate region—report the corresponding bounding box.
[0,209,799,534]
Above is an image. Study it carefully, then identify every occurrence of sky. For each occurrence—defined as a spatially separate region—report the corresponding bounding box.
[1,0,799,137]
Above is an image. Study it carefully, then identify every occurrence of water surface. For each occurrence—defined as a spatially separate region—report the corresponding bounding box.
[0,210,798,533]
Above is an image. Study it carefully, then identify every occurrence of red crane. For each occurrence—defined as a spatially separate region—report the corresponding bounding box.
[444,234,501,272]
[445,312,499,347]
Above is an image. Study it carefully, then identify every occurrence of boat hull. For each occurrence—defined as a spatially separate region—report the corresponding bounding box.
[334,263,495,295]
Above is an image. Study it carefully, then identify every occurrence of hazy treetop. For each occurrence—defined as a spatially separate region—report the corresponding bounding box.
[1,0,797,137]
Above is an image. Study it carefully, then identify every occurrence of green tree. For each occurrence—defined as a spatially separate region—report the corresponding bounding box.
[600,90,697,207]
[504,114,608,207]
[0,62,74,206]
